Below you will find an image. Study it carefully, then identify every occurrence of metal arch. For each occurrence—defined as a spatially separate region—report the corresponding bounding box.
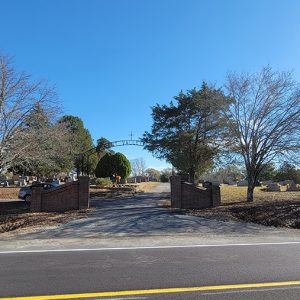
[76,139,144,176]
[77,140,144,157]
[110,140,144,147]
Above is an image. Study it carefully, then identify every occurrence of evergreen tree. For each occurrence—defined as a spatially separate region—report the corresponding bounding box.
[143,83,230,183]
[257,163,278,181]
[95,153,113,178]
[95,152,131,179]
[112,153,131,179]
[59,115,98,175]
[275,162,300,184]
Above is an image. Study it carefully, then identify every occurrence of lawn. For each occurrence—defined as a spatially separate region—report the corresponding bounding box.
[221,185,300,204]
[0,187,20,199]
[90,182,160,199]
[135,182,161,193]
[0,182,161,200]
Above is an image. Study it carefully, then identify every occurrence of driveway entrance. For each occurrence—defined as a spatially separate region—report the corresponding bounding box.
[2,183,297,244]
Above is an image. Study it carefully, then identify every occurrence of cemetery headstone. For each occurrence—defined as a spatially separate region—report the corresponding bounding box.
[18,179,27,186]
[266,183,281,192]
[3,181,10,187]
[279,180,295,186]
[286,182,300,191]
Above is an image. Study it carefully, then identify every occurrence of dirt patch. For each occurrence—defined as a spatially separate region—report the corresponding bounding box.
[169,186,300,229]
[0,200,93,234]
[177,198,300,229]
[228,200,300,228]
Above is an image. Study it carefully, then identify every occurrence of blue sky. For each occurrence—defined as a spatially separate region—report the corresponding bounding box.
[1,0,300,170]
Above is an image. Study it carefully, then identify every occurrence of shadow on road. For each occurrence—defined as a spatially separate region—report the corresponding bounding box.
[10,184,283,240]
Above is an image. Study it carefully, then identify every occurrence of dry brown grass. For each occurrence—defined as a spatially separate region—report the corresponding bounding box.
[220,185,300,204]
[0,187,20,199]
[90,182,160,199]
[135,182,160,193]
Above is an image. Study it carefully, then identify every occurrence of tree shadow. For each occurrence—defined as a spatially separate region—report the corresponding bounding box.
[14,191,282,240]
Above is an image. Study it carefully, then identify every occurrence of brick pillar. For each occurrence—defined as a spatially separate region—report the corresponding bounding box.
[211,185,221,207]
[78,176,90,209]
[170,175,182,208]
[31,187,43,212]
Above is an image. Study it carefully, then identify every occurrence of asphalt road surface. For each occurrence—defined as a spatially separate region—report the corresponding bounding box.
[0,243,300,299]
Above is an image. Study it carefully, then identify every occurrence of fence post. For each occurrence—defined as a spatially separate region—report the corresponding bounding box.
[170,175,182,208]
[211,185,221,207]
[31,187,43,212]
[78,176,90,209]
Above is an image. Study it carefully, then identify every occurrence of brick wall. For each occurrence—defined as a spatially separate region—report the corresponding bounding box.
[170,175,182,208]
[170,175,221,209]
[31,176,90,212]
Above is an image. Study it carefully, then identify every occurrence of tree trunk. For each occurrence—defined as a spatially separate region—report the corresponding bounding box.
[247,184,254,202]
[189,168,195,185]
[246,166,257,202]
[247,173,256,202]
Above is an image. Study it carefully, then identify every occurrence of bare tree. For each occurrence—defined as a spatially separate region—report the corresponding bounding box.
[145,167,161,181]
[0,54,69,174]
[224,66,300,201]
[130,158,147,177]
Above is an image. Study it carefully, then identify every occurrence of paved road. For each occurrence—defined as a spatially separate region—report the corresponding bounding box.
[1,183,300,299]
[0,243,300,299]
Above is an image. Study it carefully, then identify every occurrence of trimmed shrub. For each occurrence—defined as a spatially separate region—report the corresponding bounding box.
[95,152,131,179]
[95,177,112,187]
[95,152,113,178]
[111,152,131,179]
